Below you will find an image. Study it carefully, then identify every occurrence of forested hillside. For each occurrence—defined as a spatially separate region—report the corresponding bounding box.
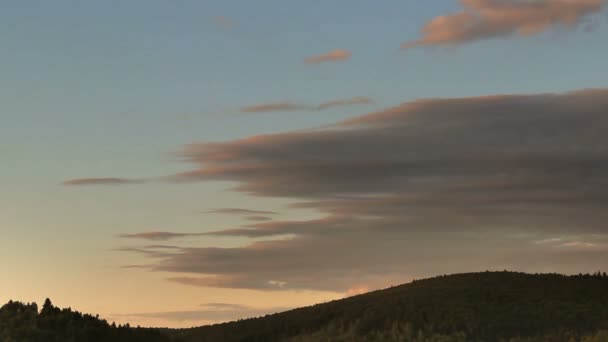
[172,272,608,342]
[3,272,608,341]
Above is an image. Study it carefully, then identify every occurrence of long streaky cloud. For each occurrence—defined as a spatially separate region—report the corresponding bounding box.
[402,0,605,48]
[241,102,310,113]
[144,245,182,249]
[304,49,352,64]
[205,208,278,215]
[316,96,375,111]
[246,215,273,222]
[119,231,205,241]
[62,178,142,186]
[117,304,289,323]
[240,96,374,114]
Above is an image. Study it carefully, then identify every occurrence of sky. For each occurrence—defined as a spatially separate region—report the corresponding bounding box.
[2,0,608,328]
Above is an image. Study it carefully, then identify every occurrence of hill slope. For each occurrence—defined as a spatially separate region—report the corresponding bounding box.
[172,272,608,342]
[3,272,608,341]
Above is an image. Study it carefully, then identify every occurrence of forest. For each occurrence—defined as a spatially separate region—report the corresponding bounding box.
[0,298,169,342]
[3,271,608,341]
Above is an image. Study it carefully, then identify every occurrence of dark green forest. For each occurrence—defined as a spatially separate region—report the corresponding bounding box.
[0,298,169,342]
[173,271,608,342]
[3,272,608,341]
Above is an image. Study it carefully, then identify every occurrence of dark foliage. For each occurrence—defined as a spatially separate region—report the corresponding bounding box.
[0,298,171,342]
[172,271,608,342]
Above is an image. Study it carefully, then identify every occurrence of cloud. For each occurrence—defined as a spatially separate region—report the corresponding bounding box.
[62,178,142,186]
[304,49,352,64]
[114,247,174,258]
[144,245,182,250]
[246,216,273,222]
[122,89,608,292]
[533,236,605,249]
[200,303,251,310]
[534,237,564,244]
[345,286,369,297]
[167,274,293,291]
[118,303,288,323]
[241,102,310,113]
[316,96,375,111]
[559,241,598,248]
[119,232,204,241]
[240,96,374,114]
[402,0,606,48]
[213,16,234,29]
[268,280,288,288]
[205,208,278,216]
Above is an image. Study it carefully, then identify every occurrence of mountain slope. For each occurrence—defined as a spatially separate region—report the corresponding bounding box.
[172,271,608,342]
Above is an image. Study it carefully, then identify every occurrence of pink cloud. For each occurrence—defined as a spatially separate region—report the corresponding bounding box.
[213,16,234,29]
[402,0,605,48]
[304,49,352,64]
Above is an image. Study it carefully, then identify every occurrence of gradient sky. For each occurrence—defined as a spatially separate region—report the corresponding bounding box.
[2,0,608,328]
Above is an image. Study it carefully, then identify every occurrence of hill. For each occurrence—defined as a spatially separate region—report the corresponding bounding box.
[172,271,608,342]
[3,272,608,341]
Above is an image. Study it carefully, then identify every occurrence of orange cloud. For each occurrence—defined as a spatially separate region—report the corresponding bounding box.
[345,286,369,297]
[304,49,352,64]
[402,0,605,48]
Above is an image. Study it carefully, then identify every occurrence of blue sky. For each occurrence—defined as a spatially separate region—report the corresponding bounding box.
[2,0,608,327]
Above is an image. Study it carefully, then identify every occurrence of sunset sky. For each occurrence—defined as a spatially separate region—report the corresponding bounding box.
[2,0,608,328]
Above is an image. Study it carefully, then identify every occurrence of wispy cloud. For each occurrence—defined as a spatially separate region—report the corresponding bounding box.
[205,208,278,216]
[240,96,374,114]
[119,232,205,241]
[402,0,606,48]
[245,216,273,222]
[62,178,142,186]
[241,102,310,113]
[117,303,289,323]
[200,303,251,310]
[559,241,598,248]
[345,286,369,297]
[316,96,374,111]
[534,237,564,244]
[144,245,182,250]
[304,49,352,64]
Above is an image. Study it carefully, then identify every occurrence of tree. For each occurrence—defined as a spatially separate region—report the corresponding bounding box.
[41,298,53,315]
